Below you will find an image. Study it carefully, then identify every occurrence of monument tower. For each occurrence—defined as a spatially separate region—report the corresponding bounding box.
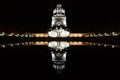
[48,4,70,37]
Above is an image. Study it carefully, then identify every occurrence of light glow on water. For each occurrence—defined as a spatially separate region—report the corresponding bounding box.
[0,41,120,48]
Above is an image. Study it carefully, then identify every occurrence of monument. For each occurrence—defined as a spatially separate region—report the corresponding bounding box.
[48,4,70,37]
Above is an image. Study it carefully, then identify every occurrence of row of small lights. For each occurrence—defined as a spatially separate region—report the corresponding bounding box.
[0,32,119,38]
[69,41,120,48]
[68,32,119,38]
[0,32,48,37]
[0,41,49,48]
[1,41,120,49]
[89,32,119,37]
[0,32,30,37]
[89,42,120,48]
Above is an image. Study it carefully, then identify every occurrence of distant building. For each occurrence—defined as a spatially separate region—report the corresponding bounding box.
[48,4,70,37]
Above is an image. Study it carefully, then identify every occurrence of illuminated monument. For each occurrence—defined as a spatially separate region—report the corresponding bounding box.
[47,4,70,72]
[48,4,70,37]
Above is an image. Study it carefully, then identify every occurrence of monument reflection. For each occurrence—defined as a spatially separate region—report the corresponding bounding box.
[1,41,120,70]
[48,41,69,72]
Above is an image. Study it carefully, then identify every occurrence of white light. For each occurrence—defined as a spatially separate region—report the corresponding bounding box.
[48,31,58,37]
[62,65,65,69]
[2,45,5,48]
[112,32,115,34]
[0,32,5,36]
[63,53,67,61]
[104,33,107,35]
[48,41,69,50]
[89,34,93,37]
[93,34,97,37]
[89,42,92,45]
[63,17,67,27]
[21,43,24,45]
[48,41,58,48]
[20,34,24,37]
[25,42,28,45]
[56,22,62,26]
[10,44,13,47]
[93,43,96,45]
[98,44,101,46]
[2,32,5,35]
[60,30,69,37]
[8,33,13,36]
[25,34,28,37]
[98,33,102,36]
[48,28,70,37]
[112,45,115,48]
[60,42,69,49]
[15,34,19,37]
[51,52,56,61]
[16,43,19,46]
[112,32,118,36]
[51,17,55,27]
[104,44,107,47]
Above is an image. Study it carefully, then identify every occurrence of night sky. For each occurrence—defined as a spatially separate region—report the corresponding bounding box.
[0,0,120,33]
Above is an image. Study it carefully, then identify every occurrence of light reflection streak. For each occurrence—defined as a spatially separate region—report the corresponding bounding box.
[0,41,120,48]
[48,41,69,50]
[69,41,89,46]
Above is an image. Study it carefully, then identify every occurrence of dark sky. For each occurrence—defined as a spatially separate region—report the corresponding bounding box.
[0,0,120,33]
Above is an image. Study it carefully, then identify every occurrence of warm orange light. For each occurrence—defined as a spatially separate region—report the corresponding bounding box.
[69,33,84,37]
[69,41,89,46]
[34,41,48,45]
[34,33,48,37]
